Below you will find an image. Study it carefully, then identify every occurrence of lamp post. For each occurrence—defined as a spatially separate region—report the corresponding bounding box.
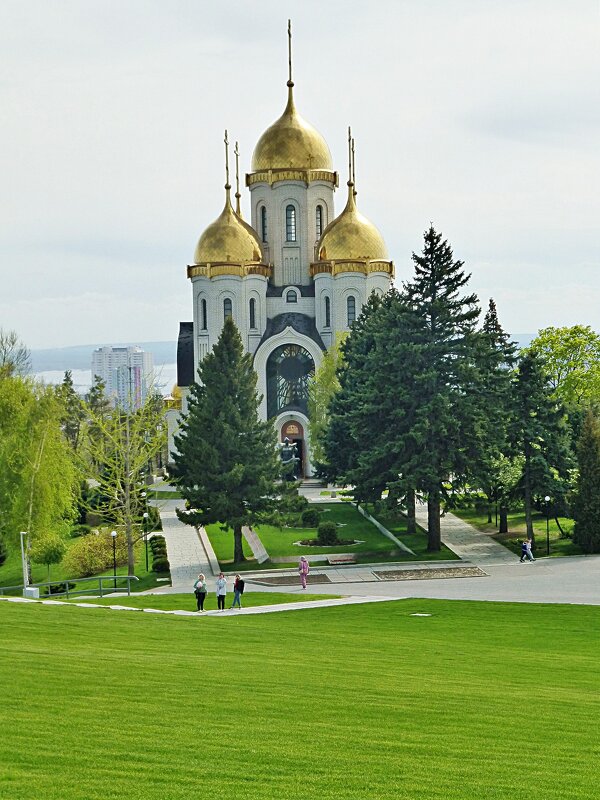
[111,530,117,588]
[19,531,29,588]
[143,512,149,571]
[544,496,551,556]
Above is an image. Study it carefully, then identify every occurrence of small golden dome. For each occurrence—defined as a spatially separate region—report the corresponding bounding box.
[317,183,388,262]
[251,84,333,172]
[193,188,264,265]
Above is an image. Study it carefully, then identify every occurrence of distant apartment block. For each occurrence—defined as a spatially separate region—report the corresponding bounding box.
[91,346,154,410]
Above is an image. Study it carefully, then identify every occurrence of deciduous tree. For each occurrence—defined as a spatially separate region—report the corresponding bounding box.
[573,410,600,553]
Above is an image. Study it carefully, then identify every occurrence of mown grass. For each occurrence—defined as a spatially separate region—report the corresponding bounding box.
[207,503,435,568]
[368,506,458,561]
[0,598,598,799]
[62,591,335,611]
[452,507,583,557]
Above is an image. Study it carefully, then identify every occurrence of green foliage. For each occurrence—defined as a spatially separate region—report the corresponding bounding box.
[573,410,600,553]
[301,508,320,527]
[70,523,92,537]
[317,520,338,545]
[0,534,7,567]
[151,556,170,573]
[307,332,346,468]
[57,370,86,451]
[29,533,67,577]
[171,317,283,562]
[61,530,128,578]
[0,328,30,379]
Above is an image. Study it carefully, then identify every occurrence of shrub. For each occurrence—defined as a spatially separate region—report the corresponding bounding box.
[152,556,170,574]
[43,582,76,596]
[150,535,166,552]
[61,530,128,578]
[317,520,338,546]
[0,534,7,567]
[70,524,92,538]
[301,508,320,528]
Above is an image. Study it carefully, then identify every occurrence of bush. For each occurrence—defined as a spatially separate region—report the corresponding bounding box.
[70,524,92,538]
[301,508,320,528]
[43,582,76,596]
[317,521,338,546]
[152,556,170,574]
[150,535,166,552]
[61,531,128,578]
[0,534,7,567]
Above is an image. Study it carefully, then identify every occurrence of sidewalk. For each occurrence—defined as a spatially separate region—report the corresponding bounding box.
[156,499,212,590]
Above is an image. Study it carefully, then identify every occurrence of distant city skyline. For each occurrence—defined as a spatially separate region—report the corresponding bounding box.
[1,1,598,349]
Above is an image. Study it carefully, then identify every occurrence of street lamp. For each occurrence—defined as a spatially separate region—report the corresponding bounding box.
[143,512,150,571]
[111,530,117,588]
[544,496,551,557]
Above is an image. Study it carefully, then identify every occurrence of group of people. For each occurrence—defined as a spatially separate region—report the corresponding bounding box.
[520,539,536,562]
[192,557,311,612]
[193,572,245,611]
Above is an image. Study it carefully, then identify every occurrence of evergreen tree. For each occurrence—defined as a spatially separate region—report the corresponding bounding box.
[509,351,572,542]
[401,226,484,550]
[171,317,281,563]
[58,370,85,451]
[573,410,600,553]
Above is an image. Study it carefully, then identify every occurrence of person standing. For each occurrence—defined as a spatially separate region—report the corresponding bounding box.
[299,556,310,589]
[231,574,245,609]
[519,540,528,562]
[193,573,207,611]
[216,572,227,610]
[524,538,536,562]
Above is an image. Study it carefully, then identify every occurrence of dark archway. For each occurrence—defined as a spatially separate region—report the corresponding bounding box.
[266,344,314,419]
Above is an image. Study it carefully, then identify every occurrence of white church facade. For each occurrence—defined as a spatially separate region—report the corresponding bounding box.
[170,27,394,476]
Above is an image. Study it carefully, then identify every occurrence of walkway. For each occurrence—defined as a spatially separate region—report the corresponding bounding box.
[155,499,212,589]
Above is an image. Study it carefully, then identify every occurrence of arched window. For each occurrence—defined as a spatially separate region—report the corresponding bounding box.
[200,298,207,330]
[260,206,267,242]
[347,295,356,326]
[286,290,298,304]
[223,298,232,321]
[249,298,256,329]
[316,205,323,238]
[286,205,296,241]
[324,296,331,327]
[266,344,315,418]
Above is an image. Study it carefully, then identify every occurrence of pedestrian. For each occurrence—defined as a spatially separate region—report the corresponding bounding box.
[299,556,310,589]
[519,540,528,562]
[216,572,227,610]
[524,538,536,562]
[193,573,207,611]
[231,574,245,609]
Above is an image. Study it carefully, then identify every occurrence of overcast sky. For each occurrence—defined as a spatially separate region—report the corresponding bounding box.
[0,0,598,349]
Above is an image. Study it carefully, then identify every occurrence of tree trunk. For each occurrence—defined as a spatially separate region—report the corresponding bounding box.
[499,506,508,534]
[406,488,416,535]
[487,505,493,524]
[524,450,534,542]
[233,524,245,563]
[427,490,441,551]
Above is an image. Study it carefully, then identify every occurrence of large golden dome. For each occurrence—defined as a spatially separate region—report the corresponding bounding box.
[251,84,333,172]
[193,188,264,265]
[317,183,388,262]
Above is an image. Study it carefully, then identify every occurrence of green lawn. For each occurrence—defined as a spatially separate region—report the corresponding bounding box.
[0,534,167,596]
[207,502,423,567]
[62,591,336,611]
[452,507,583,557]
[367,506,458,560]
[1,598,598,799]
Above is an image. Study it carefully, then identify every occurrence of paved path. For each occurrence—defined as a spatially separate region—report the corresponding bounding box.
[156,499,212,590]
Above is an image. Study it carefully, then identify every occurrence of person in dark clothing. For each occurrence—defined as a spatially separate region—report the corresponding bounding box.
[231,574,245,609]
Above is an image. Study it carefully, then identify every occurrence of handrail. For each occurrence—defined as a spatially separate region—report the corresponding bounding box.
[0,575,140,599]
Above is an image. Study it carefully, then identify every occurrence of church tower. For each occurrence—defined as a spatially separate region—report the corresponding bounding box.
[171,23,394,476]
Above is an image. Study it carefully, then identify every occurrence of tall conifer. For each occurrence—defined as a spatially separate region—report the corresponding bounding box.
[573,410,600,553]
[171,317,280,563]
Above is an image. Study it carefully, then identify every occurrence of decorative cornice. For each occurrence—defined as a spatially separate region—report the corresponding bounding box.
[246,169,338,187]
[187,263,272,280]
[309,260,394,278]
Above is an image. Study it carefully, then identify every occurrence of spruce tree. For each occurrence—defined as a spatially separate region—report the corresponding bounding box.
[58,370,85,451]
[171,317,280,563]
[573,410,600,553]
[402,226,483,550]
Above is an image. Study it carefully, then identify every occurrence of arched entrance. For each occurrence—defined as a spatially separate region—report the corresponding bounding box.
[266,343,315,419]
[280,420,305,478]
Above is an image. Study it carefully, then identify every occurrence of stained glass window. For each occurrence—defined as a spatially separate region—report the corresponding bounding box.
[266,344,314,418]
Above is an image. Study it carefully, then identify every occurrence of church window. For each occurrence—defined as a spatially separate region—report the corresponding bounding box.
[347,295,356,326]
[260,206,267,242]
[324,296,331,327]
[249,298,256,329]
[266,344,315,418]
[316,205,323,238]
[223,298,232,320]
[286,205,297,241]
[286,290,298,304]
[201,298,207,330]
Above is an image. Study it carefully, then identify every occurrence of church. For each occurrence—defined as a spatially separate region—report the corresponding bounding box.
[170,25,394,476]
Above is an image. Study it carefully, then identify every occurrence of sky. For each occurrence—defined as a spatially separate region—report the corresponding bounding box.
[0,0,598,350]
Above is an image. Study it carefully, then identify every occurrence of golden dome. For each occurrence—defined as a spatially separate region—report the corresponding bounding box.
[251,84,333,172]
[193,188,264,265]
[317,183,388,262]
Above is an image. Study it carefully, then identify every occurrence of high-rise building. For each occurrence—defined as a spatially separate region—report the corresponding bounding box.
[91,346,154,411]
[171,25,394,475]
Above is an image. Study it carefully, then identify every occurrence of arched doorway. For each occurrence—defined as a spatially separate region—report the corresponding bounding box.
[281,420,305,477]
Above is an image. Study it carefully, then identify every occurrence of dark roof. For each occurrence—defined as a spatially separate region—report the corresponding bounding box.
[257,313,326,352]
[177,322,194,387]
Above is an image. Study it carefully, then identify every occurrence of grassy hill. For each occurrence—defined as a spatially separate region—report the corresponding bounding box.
[1,598,597,799]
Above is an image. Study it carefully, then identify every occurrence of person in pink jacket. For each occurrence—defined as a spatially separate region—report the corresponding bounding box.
[299,556,310,589]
